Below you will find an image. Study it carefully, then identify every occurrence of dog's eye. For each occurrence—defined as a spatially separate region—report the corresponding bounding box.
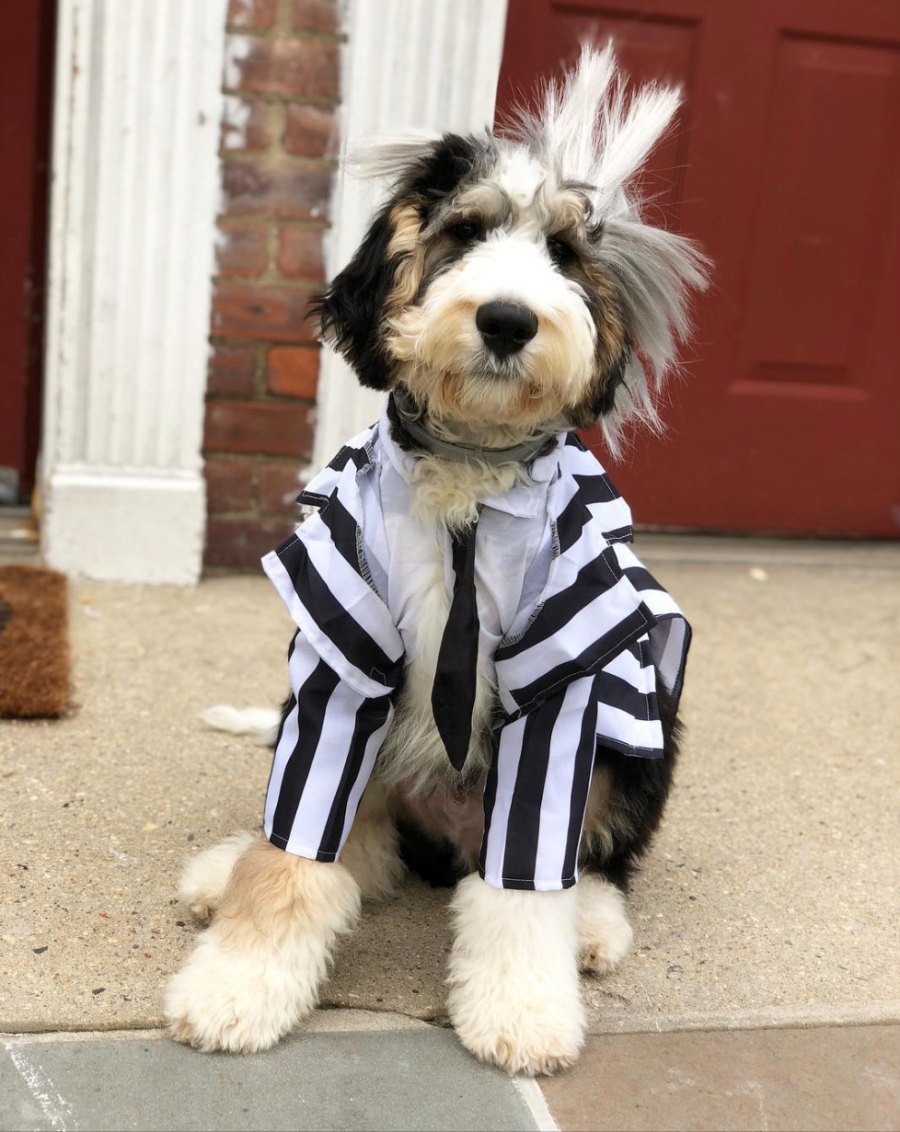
[447,219,483,243]
[547,235,577,268]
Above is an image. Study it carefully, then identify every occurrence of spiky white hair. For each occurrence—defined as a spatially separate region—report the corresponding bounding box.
[347,45,708,450]
[510,44,708,449]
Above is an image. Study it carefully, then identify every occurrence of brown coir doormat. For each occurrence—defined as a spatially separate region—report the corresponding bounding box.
[0,565,70,718]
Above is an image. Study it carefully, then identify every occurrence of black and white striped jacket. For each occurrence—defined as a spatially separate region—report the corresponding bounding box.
[261,411,690,892]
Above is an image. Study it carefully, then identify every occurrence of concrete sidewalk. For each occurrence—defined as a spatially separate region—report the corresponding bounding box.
[2,536,899,1129]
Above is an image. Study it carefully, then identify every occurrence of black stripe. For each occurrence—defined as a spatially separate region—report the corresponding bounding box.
[479,752,501,878]
[563,680,600,881]
[297,489,330,509]
[318,494,364,575]
[564,432,587,452]
[594,670,660,721]
[328,444,370,472]
[604,525,634,544]
[573,472,620,504]
[276,535,401,686]
[556,495,591,555]
[496,546,624,662]
[269,660,340,847]
[506,606,655,717]
[622,564,664,594]
[317,694,393,859]
[501,693,565,885]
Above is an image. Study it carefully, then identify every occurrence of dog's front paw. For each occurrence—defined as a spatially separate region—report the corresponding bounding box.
[449,979,585,1076]
[164,927,316,1053]
[578,875,633,974]
[447,876,585,1076]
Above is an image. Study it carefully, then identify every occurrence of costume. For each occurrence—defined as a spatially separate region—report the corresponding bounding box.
[261,408,690,892]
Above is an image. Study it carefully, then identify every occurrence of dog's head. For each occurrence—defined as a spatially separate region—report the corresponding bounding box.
[317,45,708,451]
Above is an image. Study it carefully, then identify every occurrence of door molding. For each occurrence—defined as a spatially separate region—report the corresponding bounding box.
[42,0,228,583]
[314,0,509,468]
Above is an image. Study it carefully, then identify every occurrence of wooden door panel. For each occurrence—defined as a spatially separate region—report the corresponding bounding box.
[0,0,55,502]
[498,0,900,535]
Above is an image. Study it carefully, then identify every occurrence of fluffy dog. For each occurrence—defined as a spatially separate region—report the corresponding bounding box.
[165,45,706,1076]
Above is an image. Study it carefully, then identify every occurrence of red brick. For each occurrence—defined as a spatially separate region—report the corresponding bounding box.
[205,517,296,571]
[291,0,339,35]
[276,227,324,282]
[268,345,320,397]
[227,0,277,30]
[212,283,317,343]
[259,461,304,513]
[204,459,254,512]
[205,400,314,457]
[216,223,268,278]
[222,160,331,221]
[208,343,257,396]
[226,36,339,100]
[283,103,335,158]
[220,95,273,153]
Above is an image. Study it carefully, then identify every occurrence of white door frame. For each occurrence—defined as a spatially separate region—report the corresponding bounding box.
[42,0,228,584]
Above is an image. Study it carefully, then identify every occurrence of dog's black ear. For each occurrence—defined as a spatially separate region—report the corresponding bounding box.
[314,204,397,390]
[569,341,631,428]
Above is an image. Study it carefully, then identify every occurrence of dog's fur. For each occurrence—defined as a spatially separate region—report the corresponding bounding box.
[165,45,706,1075]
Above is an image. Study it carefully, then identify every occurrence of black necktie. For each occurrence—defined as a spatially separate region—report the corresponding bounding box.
[431,522,480,771]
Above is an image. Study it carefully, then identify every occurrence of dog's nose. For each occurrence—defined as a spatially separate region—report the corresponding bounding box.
[476,302,538,358]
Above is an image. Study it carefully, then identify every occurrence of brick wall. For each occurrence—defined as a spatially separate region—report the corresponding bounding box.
[204,0,340,570]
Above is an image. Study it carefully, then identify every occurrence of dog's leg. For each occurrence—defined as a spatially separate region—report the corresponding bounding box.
[447,875,585,1076]
[165,838,359,1052]
[336,784,406,901]
[577,873,633,974]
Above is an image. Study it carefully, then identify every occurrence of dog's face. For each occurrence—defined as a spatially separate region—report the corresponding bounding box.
[318,47,707,448]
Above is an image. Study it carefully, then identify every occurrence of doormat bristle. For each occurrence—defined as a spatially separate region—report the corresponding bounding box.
[0,565,70,718]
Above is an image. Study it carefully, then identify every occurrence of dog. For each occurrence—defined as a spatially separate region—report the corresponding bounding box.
[164,45,707,1076]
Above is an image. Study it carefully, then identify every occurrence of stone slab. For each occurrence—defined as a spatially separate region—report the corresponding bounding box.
[0,1028,539,1132]
[540,1023,900,1132]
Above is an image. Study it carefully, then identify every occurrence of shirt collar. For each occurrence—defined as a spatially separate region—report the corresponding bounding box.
[377,408,562,519]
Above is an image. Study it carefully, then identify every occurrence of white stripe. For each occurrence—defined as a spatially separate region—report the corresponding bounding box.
[337,705,395,849]
[532,678,594,886]
[596,702,664,750]
[262,550,396,699]
[498,575,650,697]
[303,519,401,657]
[585,494,633,533]
[286,680,372,854]
[481,715,527,888]
[602,641,650,684]
[652,616,688,692]
[263,638,320,839]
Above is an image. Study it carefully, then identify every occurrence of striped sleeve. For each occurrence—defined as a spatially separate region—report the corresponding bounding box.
[479,675,599,891]
[262,461,404,700]
[264,631,394,861]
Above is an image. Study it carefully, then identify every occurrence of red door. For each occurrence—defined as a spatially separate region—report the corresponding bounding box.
[499,0,900,536]
[0,0,56,504]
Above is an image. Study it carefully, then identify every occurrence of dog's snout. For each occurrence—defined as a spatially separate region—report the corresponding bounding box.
[476,302,538,358]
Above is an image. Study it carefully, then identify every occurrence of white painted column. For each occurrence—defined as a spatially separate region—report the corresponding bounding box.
[314,0,509,468]
[42,0,228,584]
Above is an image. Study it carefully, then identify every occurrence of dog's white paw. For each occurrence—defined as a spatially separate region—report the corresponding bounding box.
[450,974,585,1077]
[577,875,633,974]
[177,832,257,923]
[447,876,585,1076]
[164,925,319,1053]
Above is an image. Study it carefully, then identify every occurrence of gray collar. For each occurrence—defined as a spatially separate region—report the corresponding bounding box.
[391,389,556,466]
